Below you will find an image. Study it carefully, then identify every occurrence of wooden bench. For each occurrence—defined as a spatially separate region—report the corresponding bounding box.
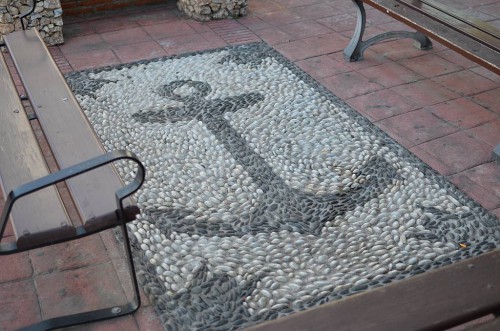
[0,28,145,330]
[344,0,500,161]
[344,0,500,74]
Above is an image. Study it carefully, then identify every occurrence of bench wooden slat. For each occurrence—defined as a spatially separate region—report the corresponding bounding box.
[368,0,500,74]
[401,0,500,51]
[246,249,500,331]
[418,0,500,39]
[4,29,133,229]
[0,54,76,249]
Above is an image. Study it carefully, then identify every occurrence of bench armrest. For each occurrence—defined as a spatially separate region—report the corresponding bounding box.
[0,150,145,245]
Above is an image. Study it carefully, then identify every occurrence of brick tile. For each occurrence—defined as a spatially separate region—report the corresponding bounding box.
[143,21,197,40]
[301,32,351,55]
[133,10,179,26]
[60,34,109,55]
[418,131,493,174]
[275,0,323,8]
[253,27,293,45]
[64,49,121,71]
[66,314,139,331]
[295,55,350,79]
[0,279,40,330]
[281,20,333,40]
[165,41,223,55]
[238,15,274,31]
[109,258,149,305]
[36,263,127,320]
[321,71,383,99]
[248,0,285,14]
[0,252,32,282]
[436,49,478,69]
[370,39,434,61]
[374,121,416,149]
[409,146,454,175]
[399,53,464,78]
[470,66,500,84]
[207,20,259,44]
[468,119,500,147]
[339,25,388,42]
[63,22,97,38]
[365,7,399,25]
[157,33,207,48]
[347,89,421,121]
[316,13,357,32]
[200,31,228,47]
[377,109,459,145]
[99,229,124,260]
[92,18,139,34]
[274,39,321,61]
[30,235,109,275]
[471,88,500,115]
[390,79,460,107]
[449,174,500,211]
[290,2,339,19]
[135,306,164,331]
[256,9,304,26]
[377,21,413,32]
[331,49,390,70]
[461,162,500,198]
[359,62,423,88]
[186,21,212,33]
[101,27,152,46]
[430,98,498,129]
[114,41,167,63]
[432,70,498,96]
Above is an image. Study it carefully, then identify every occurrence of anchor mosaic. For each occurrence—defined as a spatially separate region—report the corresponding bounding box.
[66,43,500,330]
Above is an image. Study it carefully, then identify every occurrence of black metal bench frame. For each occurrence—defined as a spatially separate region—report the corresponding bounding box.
[0,3,146,329]
[344,0,500,170]
[0,152,145,331]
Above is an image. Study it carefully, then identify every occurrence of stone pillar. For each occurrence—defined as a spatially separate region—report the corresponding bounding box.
[0,0,64,46]
[177,0,248,21]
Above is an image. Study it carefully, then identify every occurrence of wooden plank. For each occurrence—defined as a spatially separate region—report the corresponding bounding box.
[0,54,75,249]
[419,0,500,39]
[365,0,500,74]
[400,0,500,51]
[245,249,500,331]
[4,29,134,228]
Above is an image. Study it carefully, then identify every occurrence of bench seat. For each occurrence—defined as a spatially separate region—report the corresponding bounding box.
[0,29,145,330]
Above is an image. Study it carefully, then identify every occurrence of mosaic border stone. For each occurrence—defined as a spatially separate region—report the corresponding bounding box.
[66,43,500,331]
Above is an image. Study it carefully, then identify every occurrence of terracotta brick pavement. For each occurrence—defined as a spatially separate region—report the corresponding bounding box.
[1,0,498,330]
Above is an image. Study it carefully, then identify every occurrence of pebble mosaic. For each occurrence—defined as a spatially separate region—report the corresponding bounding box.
[66,43,500,331]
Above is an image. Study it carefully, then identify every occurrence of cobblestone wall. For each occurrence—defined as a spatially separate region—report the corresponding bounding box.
[177,0,248,21]
[0,0,63,45]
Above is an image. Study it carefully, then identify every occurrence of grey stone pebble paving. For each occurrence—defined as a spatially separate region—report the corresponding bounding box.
[66,43,500,331]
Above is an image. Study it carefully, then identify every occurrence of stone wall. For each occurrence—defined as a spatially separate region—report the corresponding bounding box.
[177,0,248,21]
[0,0,63,45]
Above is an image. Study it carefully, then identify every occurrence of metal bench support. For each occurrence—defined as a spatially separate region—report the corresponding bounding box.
[0,150,145,331]
[344,0,433,61]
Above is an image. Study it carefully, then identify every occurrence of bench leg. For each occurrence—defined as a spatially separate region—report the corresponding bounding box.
[344,0,433,61]
[20,223,141,331]
[494,143,500,165]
